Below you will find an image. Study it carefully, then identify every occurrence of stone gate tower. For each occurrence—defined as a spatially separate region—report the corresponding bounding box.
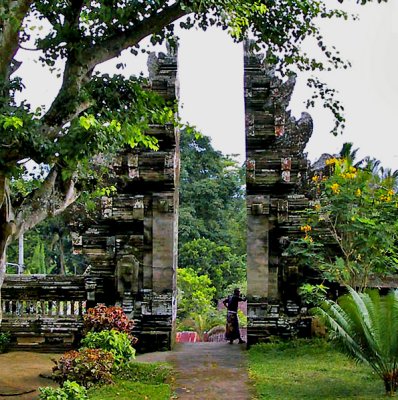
[74,49,180,352]
[244,42,313,344]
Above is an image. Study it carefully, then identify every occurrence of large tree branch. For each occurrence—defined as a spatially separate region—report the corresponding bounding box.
[0,173,15,303]
[13,167,79,238]
[0,0,32,85]
[86,3,187,71]
[43,3,187,128]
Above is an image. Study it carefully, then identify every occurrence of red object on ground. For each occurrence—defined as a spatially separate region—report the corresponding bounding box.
[176,331,201,343]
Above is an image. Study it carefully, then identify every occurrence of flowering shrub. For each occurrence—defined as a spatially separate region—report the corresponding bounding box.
[81,330,135,367]
[52,348,114,388]
[39,380,88,399]
[288,151,398,293]
[83,305,136,341]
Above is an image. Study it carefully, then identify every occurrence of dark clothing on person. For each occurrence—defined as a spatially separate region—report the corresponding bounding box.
[225,311,240,341]
[225,294,244,312]
[223,292,245,344]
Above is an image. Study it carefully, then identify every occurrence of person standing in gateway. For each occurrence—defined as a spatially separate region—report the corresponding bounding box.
[223,288,246,344]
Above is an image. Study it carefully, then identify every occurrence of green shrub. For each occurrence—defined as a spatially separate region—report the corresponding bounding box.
[0,332,11,353]
[39,380,88,400]
[52,348,114,388]
[83,305,137,343]
[81,330,135,367]
[116,362,172,384]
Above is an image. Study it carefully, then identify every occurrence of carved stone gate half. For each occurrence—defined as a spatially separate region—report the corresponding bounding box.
[1,45,314,351]
[72,51,180,352]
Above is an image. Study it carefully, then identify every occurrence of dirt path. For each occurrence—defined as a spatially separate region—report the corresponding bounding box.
[0,342,251,399]
[0,352,58,399]
[137,342,251,399]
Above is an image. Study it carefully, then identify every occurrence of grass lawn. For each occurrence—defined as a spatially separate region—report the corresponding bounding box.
[248,340,386,400]
[88,380,171,400]
[88,361,172,400]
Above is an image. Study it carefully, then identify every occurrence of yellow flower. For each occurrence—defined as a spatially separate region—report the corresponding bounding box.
[380,194,392,202]
[300,225,312,233]
[388,189,395,196]
[312,175,320,182]
[349,166,357,173]
[314,203,321,211]
[330,183,340,194]
[356,188,362,197]
[340,172,357,179]
[325,158,338,166]
[304,235,313,243]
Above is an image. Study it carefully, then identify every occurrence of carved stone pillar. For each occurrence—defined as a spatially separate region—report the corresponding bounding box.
[152,194,175,294]
[247,195,270,299]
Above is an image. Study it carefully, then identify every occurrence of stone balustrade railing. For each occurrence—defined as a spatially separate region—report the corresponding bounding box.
[0,274,95,351]
[2,299,86,319]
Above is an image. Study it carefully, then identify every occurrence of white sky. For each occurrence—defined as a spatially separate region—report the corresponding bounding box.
[177,1,398,169]
[14,1,398,170]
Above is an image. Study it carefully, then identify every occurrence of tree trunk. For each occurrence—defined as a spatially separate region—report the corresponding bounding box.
[0,175,14,323]
[59,239,66,276]
[18,233,24,274]
[383,371,398,396]
[0,239,9,323]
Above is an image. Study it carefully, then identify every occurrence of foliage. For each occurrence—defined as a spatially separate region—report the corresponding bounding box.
[39,380,88,400]
[52,348,114,388]
[177,267,216,320]
[6,215,87,275]
[178,132,247,308]
[298,283,329,306]
[288,149,398,292]
[0,331,11,353]
[248,339,386,399]
[316,287,398,396]
[179,238,245,298]
[237,309,248,329]
[29,241,47,274]
[177,267,225,336]
[81,330,135,368]
[83,304,135,339]
[179,133,246,255]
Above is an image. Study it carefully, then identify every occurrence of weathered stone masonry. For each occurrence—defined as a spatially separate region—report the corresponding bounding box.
[244,42,313,344]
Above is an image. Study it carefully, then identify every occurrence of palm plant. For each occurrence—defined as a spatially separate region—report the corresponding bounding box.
[316,287,398,396]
